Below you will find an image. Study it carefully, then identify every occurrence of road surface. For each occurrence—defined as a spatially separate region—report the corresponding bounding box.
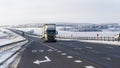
[10,29,120,68]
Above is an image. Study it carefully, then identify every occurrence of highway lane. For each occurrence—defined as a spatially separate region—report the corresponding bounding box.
[17,36,103,68]
[9,29,120,68]
[47,40,120,68]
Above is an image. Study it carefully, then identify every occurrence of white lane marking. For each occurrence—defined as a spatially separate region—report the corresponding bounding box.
[32,50,37,53]
[39,50,44,52]
[50,47,56,50]
[106,46,113,49]
[74,60,82,63]
[105,57,111,61]
[61,53,67,55]
[74,48,82,50]
[86,46,93,49]
[67,56,73,58]
[44,44,58,51]
[47,49,53,52]
[33,60,40,65]
[85,66,95,68]
[54,49,58,51]
[33,56,51,65]
[57,51,62,53]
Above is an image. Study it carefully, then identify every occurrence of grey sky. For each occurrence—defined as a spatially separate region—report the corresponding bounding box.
[0,0,120,25]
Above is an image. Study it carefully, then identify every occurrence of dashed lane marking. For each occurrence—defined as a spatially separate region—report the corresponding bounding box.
[105,57,111,61]
[85,46,93,49]
[39,50,44,52]
[67,56,73,58]
[32,50,37,53]
[85,66,95,68]
[61,53,67,55]
[74,48,82,50]
[54,49,58,51]
[106,46,113,49]
[50,47,56,50]
[47,49,53,52]
[74,60,82,63]
[44,44,58,51]
[57,51,62,53]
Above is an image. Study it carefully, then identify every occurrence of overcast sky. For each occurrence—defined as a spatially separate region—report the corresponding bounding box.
[0,0,120,25]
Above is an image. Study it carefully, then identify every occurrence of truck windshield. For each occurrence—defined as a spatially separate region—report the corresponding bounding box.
[46,30,56,34]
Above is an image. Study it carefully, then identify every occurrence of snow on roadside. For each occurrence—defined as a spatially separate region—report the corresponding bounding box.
[0,32,7,38]
[0,40,28,68]
[14,27,120,37]
[14,27,120,45]
[0,28,28,68]
[0,28,26,46]
[77,40,120,46]
[0,53,19,68]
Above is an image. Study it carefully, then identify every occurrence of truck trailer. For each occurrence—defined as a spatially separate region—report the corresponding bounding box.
[42,24,58,42]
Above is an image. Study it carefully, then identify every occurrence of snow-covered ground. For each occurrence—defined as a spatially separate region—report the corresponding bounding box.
[14,27,120,46]
[78,40,120,45]
[0,40,28,68]
[0,28,28,68]
[15,27,120,37]
[0,28,26,46]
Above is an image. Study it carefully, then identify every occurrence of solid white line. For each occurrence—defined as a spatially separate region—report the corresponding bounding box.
[26,40,34,46]
[85,66,95,68]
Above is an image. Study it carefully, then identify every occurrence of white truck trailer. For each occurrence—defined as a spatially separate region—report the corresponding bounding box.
[42,24,58,42]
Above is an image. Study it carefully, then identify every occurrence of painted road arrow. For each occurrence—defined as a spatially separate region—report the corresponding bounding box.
[33,56,51,65]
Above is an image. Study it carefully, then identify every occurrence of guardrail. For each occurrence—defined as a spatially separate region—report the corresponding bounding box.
[0,39,28,65]
[22,34,118,42]
[0,28,30,68]
[0,40,27,52]
[56,36,118,42]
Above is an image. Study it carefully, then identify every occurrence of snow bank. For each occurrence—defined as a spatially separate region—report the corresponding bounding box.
[0,40,28,68]
[0,28,26,46]
[78,40,120,46]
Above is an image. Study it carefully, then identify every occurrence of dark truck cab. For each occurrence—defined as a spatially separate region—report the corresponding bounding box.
[42,24,58,42]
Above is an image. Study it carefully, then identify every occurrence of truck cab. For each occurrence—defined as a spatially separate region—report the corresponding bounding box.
[42,24,58,42]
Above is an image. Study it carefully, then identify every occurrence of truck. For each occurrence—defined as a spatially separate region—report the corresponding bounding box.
[42,24,58,42]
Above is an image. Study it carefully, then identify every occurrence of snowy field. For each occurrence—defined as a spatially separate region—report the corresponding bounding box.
[0,28,28,68]
[14,27,120,46]
[0,40,28,68]
[15,27,120,37]
[0,28,26,46]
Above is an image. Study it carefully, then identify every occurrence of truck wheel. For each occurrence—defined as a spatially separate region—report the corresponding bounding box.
[42,38,46,43]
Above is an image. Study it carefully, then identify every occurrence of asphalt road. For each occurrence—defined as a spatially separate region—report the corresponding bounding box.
[10,29,120,68]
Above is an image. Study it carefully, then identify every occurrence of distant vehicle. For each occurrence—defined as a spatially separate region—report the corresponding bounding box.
[42,24,58,42]
[26,30,34,34]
